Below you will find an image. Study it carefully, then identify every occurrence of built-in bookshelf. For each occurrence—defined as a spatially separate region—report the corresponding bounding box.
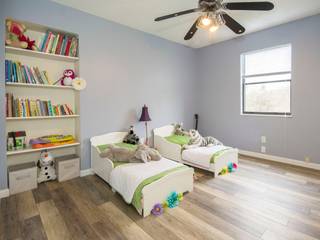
[5,19,81,166]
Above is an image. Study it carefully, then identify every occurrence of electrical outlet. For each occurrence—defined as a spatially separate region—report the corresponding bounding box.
[304,157,311,163]
[261,136,267,144]
[261,146,266,153]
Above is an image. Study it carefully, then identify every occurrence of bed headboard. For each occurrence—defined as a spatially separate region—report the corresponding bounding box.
[90,132,127,147]
[153,125,175,137]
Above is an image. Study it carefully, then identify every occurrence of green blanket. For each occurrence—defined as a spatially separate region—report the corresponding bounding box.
[131,165,189,211]
[97,142,138,152]
[165,134,190,146]
[210,148,232,163]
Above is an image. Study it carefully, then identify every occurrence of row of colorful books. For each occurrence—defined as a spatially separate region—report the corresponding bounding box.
[6,93,74,118]
[38,31,78,57]
[5,59,52,85]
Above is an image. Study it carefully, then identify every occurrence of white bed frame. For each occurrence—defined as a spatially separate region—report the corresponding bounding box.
[90,132,194,217]
[154,125,238,176]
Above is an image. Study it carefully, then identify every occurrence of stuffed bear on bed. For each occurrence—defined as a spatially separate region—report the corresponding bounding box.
[100,144,161,163]
[123,126,140,145]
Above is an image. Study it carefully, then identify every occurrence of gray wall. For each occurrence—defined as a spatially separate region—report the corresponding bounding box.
[0,0,197,189]
[196,15,320,163]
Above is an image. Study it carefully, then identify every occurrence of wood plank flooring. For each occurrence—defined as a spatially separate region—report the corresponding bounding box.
[1,156,320,240]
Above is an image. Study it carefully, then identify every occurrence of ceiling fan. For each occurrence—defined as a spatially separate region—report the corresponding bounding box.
[154,0,274,40]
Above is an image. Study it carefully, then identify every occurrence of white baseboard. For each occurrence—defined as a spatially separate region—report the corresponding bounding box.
[80,168,94,177]
[239,150,320,171]
[0,189,10,199]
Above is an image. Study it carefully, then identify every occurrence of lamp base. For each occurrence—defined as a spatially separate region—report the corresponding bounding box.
[144,121,148,146]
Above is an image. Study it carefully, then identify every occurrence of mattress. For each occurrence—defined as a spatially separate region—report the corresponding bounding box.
[182,145,232,169]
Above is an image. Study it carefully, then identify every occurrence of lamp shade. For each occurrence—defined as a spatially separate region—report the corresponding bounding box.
[139,105,151,122]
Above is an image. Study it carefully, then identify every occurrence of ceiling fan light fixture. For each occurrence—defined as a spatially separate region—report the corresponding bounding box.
[209,25,219,32]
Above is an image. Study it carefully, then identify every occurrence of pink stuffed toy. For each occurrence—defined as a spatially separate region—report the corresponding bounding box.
[60,69,75,86]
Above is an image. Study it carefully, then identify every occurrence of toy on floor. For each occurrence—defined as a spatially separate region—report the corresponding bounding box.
[219,162,238,175]
[123,126,140,145]
[151,191,184,216]
[5,20,37,50]
[151,203,164,216]
[37,150,57,183]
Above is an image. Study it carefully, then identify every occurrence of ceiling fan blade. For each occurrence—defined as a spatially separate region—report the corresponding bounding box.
[222,13,245,34]
[224,1,274,11]
[155,8,201,21]
[184,17,201,40]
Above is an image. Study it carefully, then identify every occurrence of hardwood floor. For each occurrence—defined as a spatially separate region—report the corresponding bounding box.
[1,156,320,240]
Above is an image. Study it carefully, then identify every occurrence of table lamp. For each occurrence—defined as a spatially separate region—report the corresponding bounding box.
[139,104,151,145]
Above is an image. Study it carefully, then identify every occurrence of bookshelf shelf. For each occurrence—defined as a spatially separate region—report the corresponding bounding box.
[5,46,79,62]
[6,82,74,90]
[6,115,80,121]
[7,142,81,156]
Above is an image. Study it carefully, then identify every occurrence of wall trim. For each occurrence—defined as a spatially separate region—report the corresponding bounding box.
[0,189,10,199]
[239,150,320,171]
[80,168,94,177]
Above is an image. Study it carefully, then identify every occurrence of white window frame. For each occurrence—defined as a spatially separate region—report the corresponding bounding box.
[240,44,292,117]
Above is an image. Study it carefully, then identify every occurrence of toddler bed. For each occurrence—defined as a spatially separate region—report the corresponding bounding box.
[90,132,194,217]
[154,125,238,176]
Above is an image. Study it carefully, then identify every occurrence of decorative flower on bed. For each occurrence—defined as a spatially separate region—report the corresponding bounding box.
[151,203,164,216]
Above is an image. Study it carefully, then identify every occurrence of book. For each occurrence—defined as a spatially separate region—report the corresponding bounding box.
[5,60,9,82]
[46,33,55,53]
[64,37,72,56]
[51,33,60,53]
[55,34,64,55]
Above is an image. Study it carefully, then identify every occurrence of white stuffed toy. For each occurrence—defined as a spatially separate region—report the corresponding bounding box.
[37,150,57,183]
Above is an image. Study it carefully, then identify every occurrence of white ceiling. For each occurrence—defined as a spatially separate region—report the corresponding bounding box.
[52,0,320,48]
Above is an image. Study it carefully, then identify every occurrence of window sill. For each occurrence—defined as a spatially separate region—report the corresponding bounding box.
[241,113,293,118]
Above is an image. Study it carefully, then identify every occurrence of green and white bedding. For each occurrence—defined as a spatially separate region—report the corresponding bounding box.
[182,145,232,168]
[165,134,190,146]
[109,157,188,211]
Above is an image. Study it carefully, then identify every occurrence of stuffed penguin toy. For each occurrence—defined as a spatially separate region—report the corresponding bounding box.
[123,126,140,145]
[37,150,57,183]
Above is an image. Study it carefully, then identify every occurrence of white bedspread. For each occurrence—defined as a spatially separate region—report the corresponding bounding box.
[182,145,231,169]
[110,158,182,204]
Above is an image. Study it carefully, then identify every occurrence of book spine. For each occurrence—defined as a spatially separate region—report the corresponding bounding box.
[8,60,12,82]
[51,33,59,53]
[64,37,72,56]
[60,36,68,55]
[55,34,64,55]
[46,33,55,53]
[5,60,9,82]
[40,71,49,85]
[41,32,49,52]
[44,32,52,53]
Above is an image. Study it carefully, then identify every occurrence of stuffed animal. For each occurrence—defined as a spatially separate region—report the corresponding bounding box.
[173,123,189,136]
[123,126,140,145]
[37,150,57,183]
[5,20,37,50]
[99,144,161,163]
[184,129,223,149]
[134,144,161,163]
[60,69,76,86]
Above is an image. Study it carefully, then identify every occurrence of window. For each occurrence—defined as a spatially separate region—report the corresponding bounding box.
[241,44,292,116]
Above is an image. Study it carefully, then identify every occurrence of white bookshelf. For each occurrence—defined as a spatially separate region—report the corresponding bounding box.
[6,115,80,121]
[7,142,80,156]
[5,19,81,167]
[6,82,74,89]
[5,46,79,62]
